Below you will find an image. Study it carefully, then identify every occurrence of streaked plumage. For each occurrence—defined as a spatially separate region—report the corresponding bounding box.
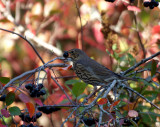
[63,49,125,86]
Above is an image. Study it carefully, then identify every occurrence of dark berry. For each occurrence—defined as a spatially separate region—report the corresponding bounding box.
[50,107,61,112]
[149,4,155,9]
[81,117,97,126]
[143,1,150,7]
[39,89,46,95]
[130,0,134,3]
[30,88,39,97]
[27,124,34,127]
[0,94,6,101]
[19,125,26,127]
[38,106,61,114]
[63,51,69,58]
[132,116,140,123]
[153,1,159,7]
[37,106,46,111]
[19,113,25,121]
[38,106,51,114]
[25,114,32,122]
[37,84,43,90]
[30,91,36,97]
[25,84,34,90]
[105,0,115,2]
[36,112,42,118]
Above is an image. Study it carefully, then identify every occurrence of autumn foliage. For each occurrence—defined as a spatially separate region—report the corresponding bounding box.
[0,0,160,127]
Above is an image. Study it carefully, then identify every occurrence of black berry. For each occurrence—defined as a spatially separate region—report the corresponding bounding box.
[25,84,34,91]
[153,1,159,7]
[63,51,69,58]
[0,94,6,101]
[38,106,61,114]
[143,1,150,7]
[81,117,97,126]
[149,4,155,9]
[39,90,46,96]
[36,112,42,118]
[105,0,115,2]
[37,84,43,90]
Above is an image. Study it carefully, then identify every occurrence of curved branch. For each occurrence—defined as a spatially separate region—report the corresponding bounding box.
[0,28,45,64]
[123,51,160,75]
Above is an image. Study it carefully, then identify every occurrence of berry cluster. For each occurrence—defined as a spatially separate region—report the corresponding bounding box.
[38,106,61,114]
[19,112,42,122]
[122,116,140,126]
[20,123,38,127]
[143,0,159,9]
[25,84,46,97]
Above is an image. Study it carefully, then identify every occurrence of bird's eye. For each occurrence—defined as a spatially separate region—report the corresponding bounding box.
[71,51,74,53]
[63,51,69,58]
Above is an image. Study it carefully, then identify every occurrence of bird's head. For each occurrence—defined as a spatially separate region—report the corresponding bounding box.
[63,49,86,61]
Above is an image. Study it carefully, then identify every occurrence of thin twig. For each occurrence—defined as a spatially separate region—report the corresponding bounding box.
[123,50,160,75]
[124,85,160,110]
[74,0,83,46]
[0,28,45,64]
[0,62,67,94]
[132,12,146,58]
[98,80,117,127]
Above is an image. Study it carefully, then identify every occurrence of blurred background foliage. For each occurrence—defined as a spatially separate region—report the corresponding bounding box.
[0,0,160,126]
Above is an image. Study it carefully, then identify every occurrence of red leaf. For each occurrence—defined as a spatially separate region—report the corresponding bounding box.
[46,69,51,85]
[112,100,120,107]
[44,92,71,105]
[18,93,30,103]
[0,1,5,8]
[152,25,160,34]
[1,109,10,118]
[92,21,104,44]
[34,98,43,106]
[110,100,121,110]
[97,98,108,105]
[127,6,141,12]
[26,102,35,118]
[0,123,7,127]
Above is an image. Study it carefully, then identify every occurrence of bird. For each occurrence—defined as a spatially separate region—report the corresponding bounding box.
[63,48,134,86]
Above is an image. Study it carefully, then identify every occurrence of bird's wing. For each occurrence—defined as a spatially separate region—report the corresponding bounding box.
[87,59,120,82]
[74,62,104,85]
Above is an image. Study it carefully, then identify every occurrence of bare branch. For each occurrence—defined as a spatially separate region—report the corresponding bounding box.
[123,51,160,75]
[124,84,160,110]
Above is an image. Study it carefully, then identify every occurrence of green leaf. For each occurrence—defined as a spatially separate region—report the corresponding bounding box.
[151,60,157,77]
[6,92,15,106]
[106,49,111,56]
[72,82,87,97]
[65,79,80,85]
[0,77,10,84]
[140,112,157,124]
[113,52,119,60]
[9,106,21,116]
[140,10,150,24]
[127,53,136,66]
[140,79,156,89]
[112,44,117,51]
